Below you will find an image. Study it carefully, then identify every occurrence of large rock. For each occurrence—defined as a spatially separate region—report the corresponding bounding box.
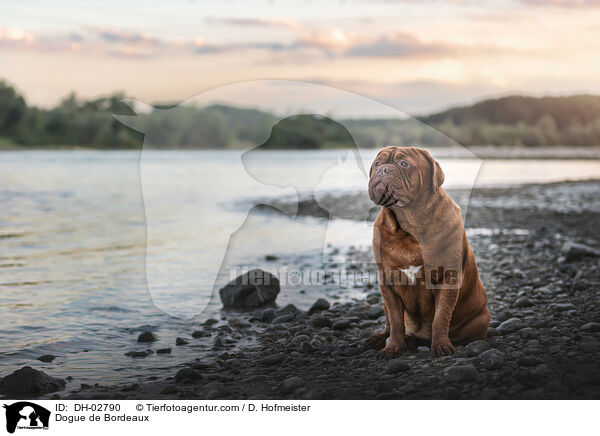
[0,366,65,397]
[219,269,280,308]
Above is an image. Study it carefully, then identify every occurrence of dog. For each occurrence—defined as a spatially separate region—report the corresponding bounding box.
[365,146,489,358]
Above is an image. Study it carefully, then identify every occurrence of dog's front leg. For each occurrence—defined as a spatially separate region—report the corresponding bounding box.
[376,281,407,359]
[431,288,458,356]
[364,298,390,350]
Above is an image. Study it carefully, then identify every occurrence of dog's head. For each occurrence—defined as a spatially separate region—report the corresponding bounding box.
[368,146,444,208]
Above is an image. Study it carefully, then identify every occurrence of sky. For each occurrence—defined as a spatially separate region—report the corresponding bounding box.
[1,0,600,116]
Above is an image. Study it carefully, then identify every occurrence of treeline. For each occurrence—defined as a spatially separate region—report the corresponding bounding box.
[2,79,600,149]
[420,95,600,146]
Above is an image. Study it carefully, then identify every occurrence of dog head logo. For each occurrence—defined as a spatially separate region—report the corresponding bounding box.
[3,402,50,434]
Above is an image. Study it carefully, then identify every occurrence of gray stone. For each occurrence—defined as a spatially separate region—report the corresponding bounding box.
[311,316,332,328]
[156,348,172,354]
[0,366,66,396]
[192,330,209,338]
[581,322,600,332]
[487,327,500,337]
[213,335,226,349]
[300,341,315,353]
[219,269,280,308]
[308,298,330,314]
[444,364,478,382]
[466,340,491,357]
[282,376,305,394]
[387,359,410,374]
[137,332,157,342]
[175,367,203,382]
[497,318,523,334]
[479,349,505,370]
[514,297,532,308]
[367,306,384,319]
[261,308,276,322]
[519,356,544,367]
[125,350,150,358]
[333,319,352,330]
[272,313,294,324]
[261,354,284,366]
[552,303,576,311]
[480,387,500,400]
[175,337,189,345]
[560,240,599,262]
[37,354,55,363]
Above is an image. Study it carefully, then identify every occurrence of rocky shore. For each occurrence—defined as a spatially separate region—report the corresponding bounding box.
[1,180,599,400]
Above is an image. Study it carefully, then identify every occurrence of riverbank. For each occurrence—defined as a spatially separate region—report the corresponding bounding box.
[1,179,599,400]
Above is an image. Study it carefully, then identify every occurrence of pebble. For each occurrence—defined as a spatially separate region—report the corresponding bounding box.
[497,318,523,334]
[176,337,189,346]
[125,351,150,358]
[282,376,305,394]
[487,327,500,337]
[387,359,410,374]
[519,356,544,367]
[156,348,172,354]
[367,306,384,319]
[300,342,316,353]
[261,308,276,322]
[552,303,576,311]
[175,368,202,383]
[261,354,285,366]
[514,297,532,308]
[192,330,209,338]
[37,354,55,363]
[213,336,226,349]
[332,319,352,330]
[466,340,491,357]
[308,298,330,314]
[311,316,332,328]
[444,365,478,382]
[272,313,295,324]
[580,322,600,332]
[479,349,505,370]
[137,332,157,342]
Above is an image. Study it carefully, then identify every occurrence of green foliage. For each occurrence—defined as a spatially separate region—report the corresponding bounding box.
[1,79,600,149]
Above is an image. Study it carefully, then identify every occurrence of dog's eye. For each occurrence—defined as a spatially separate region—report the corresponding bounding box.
[400,160,409,168]
[374,161,381,167]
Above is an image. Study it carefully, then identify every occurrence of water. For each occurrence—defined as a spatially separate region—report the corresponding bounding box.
[0,149,598,389]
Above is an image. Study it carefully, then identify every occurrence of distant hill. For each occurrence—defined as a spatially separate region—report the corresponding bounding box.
[421,95,600,128]
[1,78,600,149]
[419,95,600,146]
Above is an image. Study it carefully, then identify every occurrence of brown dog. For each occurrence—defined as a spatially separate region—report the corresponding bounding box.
[365,146,489,358]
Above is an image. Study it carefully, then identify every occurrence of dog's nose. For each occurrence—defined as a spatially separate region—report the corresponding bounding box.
[376,166,390,176]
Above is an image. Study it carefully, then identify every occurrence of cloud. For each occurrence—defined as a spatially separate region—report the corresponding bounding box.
[87,27,162,46]
[0,27,35,47]
[205,17,302,30]
[344,33,453,58]
[519,0,600,6]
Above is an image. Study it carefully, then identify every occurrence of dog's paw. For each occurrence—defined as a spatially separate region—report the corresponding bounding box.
[364,332,388,350]
[430,338,456,357]
[376,341,407,359]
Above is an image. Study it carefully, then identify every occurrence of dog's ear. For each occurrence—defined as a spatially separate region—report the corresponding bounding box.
[418,149,444,193]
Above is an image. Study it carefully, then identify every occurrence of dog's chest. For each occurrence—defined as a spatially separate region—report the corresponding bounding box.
[378,234,433,316]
